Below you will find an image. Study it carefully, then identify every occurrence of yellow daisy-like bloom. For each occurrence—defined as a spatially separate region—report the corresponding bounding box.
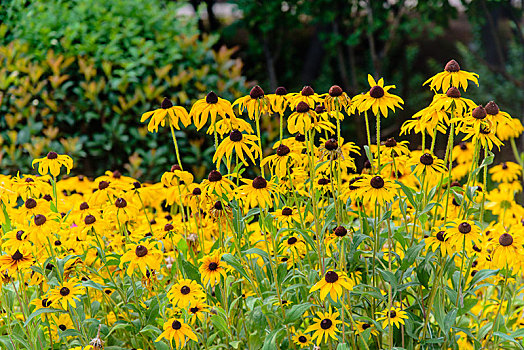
[496,117,524,141]
[119,241,163,276]
[409,153,447,179]
[188,299,211,324]
[287,101,317,134]
[430,86,477,116]
[381,137,410,157]
[452,142,474,164]
[206,114,254,137]
[32,151,73,177]
[354,175,398,205]
[140,97,190,133]
[355,75,404,118]
[189,91,235,130]
[261,144,303,178]
[423,59,479,92]
[266,86,289,116]
[461,122,503,151]
[287,85,322,109]
[323,85,352,113]
[484,101,511,130]
[376,307,409,329]
[232,85,272,120]
[309,270,354,301]
[0,248,33,274]
[103,197,140,223]
[200,170,236,199]
[47,277,85,310]
[199,250,228,286]
[236,176,277,209]
[292,331,312,348]
[305,309,343,345]
[355,321,379,336]
[488,229,524,269]
[272,206,301,225]
[425,229,454,257]
[489,162,521,183]
[445,220,481,252]
[213,130,261,170]
[400,115,447,137]
[155,317,198,348]
[168,279,206,308]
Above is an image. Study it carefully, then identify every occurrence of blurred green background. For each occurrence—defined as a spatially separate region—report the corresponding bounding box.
[0,0,522,180]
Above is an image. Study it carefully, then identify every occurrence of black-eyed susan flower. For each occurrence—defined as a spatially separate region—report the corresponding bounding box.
[425,229,454,257]
[323,85,352,113]
[409,153,447,179]
[212,130,261,170]
[168,279,206,308]
[355,75,404,118]
[32,151,73,177]
[261,144,303,178]
[309,270,354,301]
[189,91,235,130]
[207,114,254,137]
[236,176,277,209]
[354,175,398,205]
[199,250,227,286]
[47,277,85,310]
[430,87,476,115]
[292,331,312,348]
[376,307,409,329]
[288,85,322,109]
[287,101,317,134]
[104,197,140,223]
[488,229,523,269]
[188,299,211,324]
[267,86,289,116]
[0,248,33,274]
[355,321,379,336]
[200,170,236,199]
[49,313,74,341]
[445,220,481,252]
[140,97,190,133]
[489,162,521,183]
[461,122,503,150]
[272,206,301,225]
[453,142,474,164]
[381,137,410,157]
[305,309,343,345]
[155,317,197,348]
[423,59,479,92]
[233,85,272,120]
[119,241,163,276]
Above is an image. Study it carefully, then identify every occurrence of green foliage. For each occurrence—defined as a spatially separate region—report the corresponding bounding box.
[0,0,247,179]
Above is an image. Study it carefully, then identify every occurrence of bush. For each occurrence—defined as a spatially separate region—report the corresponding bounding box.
[0,0,247,179]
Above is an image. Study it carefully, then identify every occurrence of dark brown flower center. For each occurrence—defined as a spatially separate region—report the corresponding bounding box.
[370,176,385,189]
[25,178,34,183]
[214,201,223,210]
[324,271,339,283]
[325,138,338,151]
[171,164,182,172]
[16,230,24,240]
[206,91,218,104]
[458,222,472,234]
[385,137,397,147]
[112,170,122,178]
[171,320,182,330]
[34,214,46,226]
[298,335,307,343]
[499,233,513,247]
[164,223,174,231]
[25,198,37,209]
[192,187,202,195]
[446,87,461,98]
[275,86,287,95]
[180,286,191,295]
[420,153,434,165]
[161,97,173,109]
[42,298,51,307]
[229,130,243,142]
[115,198,127,208]
[444,59,460,72]
[314,105,326,114]
[59,287,70,296]
[329,85,343,97]
[301,86,315,96]
[296,101,310,113]
[84,215,96,225]
[320,318,333,330]
[317,178,330,185]
[208,262,218,271]
[98,181,109,190]
[79,202,89,210]
[208,170,222,182]
[47,151,58,159]
[43,194,52,201]
[135,245,148,257]
[369,85,384,98]
[287,237,298,245]
[12,250,23,261]
[249,85,265,99]
[59,324,67,331]
[484,101,499,115]
[436,231,446,242]
[502,162,508,170]
[389,310,397,318]
[276,144,290,156]
[334,226,347,237]
[252,176,267,189]
[282,207,293,216]
[472,106,487,120]
[362,323,371,330]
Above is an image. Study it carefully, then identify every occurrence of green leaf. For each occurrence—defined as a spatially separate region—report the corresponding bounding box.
[210,313,232,337]
[284,303,313,324]
[222,254,252,284]
[24,308,64,327]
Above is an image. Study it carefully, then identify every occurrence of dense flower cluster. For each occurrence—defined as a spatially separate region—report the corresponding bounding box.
[1,59,524,350]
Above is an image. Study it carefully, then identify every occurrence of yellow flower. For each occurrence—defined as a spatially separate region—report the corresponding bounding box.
[489,162,521,183]
[287,85,322,109]
[47,277,85,310]
[376,306,409,329]
[354,175,398,205]
[309,270,354,301]
[119,241,163,276]
[189,91,235,130]
[140,97,190,133]
[236,176,277,209]
[32,151,73,177]
[232,85,272,120]
[168,279,206,308]
[355,75,404,118]
[199,250,228,286]
[305,308,343,345]
[266,86,290,116]
[155,317,198,348]
[213,130,261,170]
[424,59,479,92]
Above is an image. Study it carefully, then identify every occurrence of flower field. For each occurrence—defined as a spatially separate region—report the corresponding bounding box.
[1,59,524,350]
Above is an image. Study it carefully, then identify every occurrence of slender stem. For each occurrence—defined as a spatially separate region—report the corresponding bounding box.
[169,123,183,170]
